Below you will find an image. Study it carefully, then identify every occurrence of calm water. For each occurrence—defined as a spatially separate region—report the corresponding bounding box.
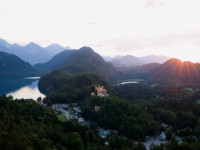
[0,77,45,100]
[119,81,139,85]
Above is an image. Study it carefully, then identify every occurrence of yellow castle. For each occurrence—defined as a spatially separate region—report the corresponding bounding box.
[91,85,109,97]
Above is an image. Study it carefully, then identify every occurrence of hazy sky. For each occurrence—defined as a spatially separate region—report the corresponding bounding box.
[1,0,200,61]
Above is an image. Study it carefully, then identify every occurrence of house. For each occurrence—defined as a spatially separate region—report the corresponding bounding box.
[73,106,81,113]
[105,141,109,146]
[53,104,69,109]
[160,131,166,141]
[95,105,101,112]
[78,118,84,125]
[70,115,78,121]
[99,128,110,138]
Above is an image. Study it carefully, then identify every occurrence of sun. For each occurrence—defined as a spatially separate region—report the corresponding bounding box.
[177,53,199,63]
[161,44,200,63]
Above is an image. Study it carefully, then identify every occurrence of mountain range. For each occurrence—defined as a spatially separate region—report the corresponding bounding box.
[1,38,200,87]
[35,47,117,78]
[0,38,70,65]
[111,58,200,86]
[104,54,171,68]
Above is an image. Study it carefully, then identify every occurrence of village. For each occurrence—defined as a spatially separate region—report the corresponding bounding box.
[50,85,111,142]
[38,85,183,149]
[37,86,109,137]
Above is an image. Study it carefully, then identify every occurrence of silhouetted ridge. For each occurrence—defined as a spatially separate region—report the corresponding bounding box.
[162,58,182,65]
[0,51,40,78]
[149,58,200,85]
[34,47,117,77]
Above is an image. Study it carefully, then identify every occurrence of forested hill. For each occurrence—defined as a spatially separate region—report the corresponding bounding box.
[39,71,111,103]
[0,95,121,150]
[149,58,200,86]
[0,51,41,78]
[110,58,200,87]
[34,47,117,78]
[109,63,161,84]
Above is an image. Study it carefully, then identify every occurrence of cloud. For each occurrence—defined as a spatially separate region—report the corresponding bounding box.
[93,30,200,53]
[0,9,11,20]
[84,22,101,26]
[143,0,164,9]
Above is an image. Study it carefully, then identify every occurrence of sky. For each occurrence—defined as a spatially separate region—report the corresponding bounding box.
[0,0,200,62]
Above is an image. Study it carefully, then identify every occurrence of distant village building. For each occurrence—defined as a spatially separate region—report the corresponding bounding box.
[94,105,101,112]
[99,128,110,138]
[91,85,109,97]
[105,141,109,146]
[78,118,84,125]
[73,106,81,113]
[160,131,166,141]
[70,115,78,121]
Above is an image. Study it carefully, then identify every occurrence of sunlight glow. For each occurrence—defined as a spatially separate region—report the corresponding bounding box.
[0,0,200,62]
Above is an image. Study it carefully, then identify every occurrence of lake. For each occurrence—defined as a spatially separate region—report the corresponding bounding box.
[0,77,45,100]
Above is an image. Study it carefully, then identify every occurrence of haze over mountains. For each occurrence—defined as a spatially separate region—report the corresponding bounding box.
[104,54,171,68]
[149,58,200,85]
[110,57,200,86]
[1,37,200,87]
[0,38,70,65]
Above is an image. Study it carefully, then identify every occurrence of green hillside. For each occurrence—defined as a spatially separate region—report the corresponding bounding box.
[0,51,41,78]
[34,47,117,78]
[39,71,111,103]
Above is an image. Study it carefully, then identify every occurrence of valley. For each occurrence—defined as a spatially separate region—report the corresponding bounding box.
[1,1,200,149]
[1,43,200,150]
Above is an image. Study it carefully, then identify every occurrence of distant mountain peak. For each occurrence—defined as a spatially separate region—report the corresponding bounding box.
[28,42,35,45]
[12,43,20,46]
[164,58,182,64]
[26,42,38,46]
[0,38,11,48]
[45,43,70,53]
[34,47,117,77]
[46,43,64,48]
[0,38,71,65]
[111,54,144,68]
[0,38,8,44]
[48,43,61,46]
[78,46,95,53]
[79,46,93,51]
[24,42,43,50]
[124,55,138,58]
